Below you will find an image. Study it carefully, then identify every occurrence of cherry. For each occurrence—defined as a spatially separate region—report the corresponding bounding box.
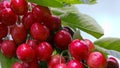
[87,52,107,68]
[107,57,119,68]
[69,39,89,60]
[0,1,10,10]
[54,63,67,68]
[0,22,8,39]
[30,23,49,41]
[12,62,23,68]
[26,39,38,49]
[67,60,84,68]
[0,39,3,49]
[84,39,95,53]
[32,5,51,22]
[11,24,27,44]
[36,42,53,61]
[54,30,72,50]
[22,12,35,30]
[48,54,66,68]
[1,40,16,58]
[63,26,74,37]
[10,0,28,15]
[43,15,61,31]
[16,44,35,62]
[0,8,17,26]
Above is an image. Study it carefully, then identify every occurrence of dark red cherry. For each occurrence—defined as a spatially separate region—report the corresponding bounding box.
[30,23,49,41]
[107,57,119,68]
[54,63,67,68]
[36,42,53,61]
[16,44,35,62]
[48,54,66,68]
[67,60,84,68]
[54,30,72,50]
[0,8,17,26]
[0,22,8,39]
[69,39,89,60]
[26,39,38,49]
[1,40,16,58]
[10,0,28,15]
[11,24,27,44]
[22,12,35,30]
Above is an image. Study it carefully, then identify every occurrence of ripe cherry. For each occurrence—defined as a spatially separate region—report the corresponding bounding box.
[11,24,27,44]
[54,30,72,50]
[63,26,74,37]
[48,54,66,68]
[1,40,16,58]
[12,62,23,68]
[30,23,49,41]
[16,44,35,62]
[87,52,107,68]
[107,57,119,68]
[26,39,38,49]
[67,60,84,68]
[22,12,35,30]
[69,39,89,60]
[32,5,51,22]
[0,8,17,26]
[0,22,8,39]
[36,42,53,61]
[84,39,95,53]
[54,63,67,68]
[10,0,28,15]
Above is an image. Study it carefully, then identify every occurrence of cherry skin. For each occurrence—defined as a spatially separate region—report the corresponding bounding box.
[16,44,35,62]
[0,8,17,26]
[1,40,16,58]
[67,60,84,68]
[107,57,119,68]
[69,39,89,60]
[63,26,74,37]
[36,42,53,61]
[54,63,67,68]
[84,39,95,53]
[12,62,23,68]
[30,23,49,41]
[10,0,28,15]
[54,30,72,50]
[22,12,35,30]
[0,22,8,39]
[11,24,27,44]
[32,5,51,22]
[26,39,38,50]
[87,52,107,68]
[48,54,66,68]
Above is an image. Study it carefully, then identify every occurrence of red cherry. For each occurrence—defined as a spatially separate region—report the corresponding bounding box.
[0,39,3,49]
[48,54,66,68]
[32,5,51,22]
[1,40,16,58]
[69,39,89,60]
[44,15,61,31]
[54,63,67,68]
[0,1,10,10]
[0,22,8,39]
[36,42,53,61]
[107,57,119,68]
[54,30,72,50]
[0,8,17,26]
[12,62,23,68]
[22,12,35,30]
[26,39,38,49]
[84,39,95,53]
[11,24,27,44]
[87,52,107,68]
[16,44,35,62]
[10,0,28,15]
[30,23,49,41]
[67,60,84,68]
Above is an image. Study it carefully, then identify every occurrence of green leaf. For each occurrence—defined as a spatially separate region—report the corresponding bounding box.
[73,29,83,40]
[52,6,104,38]
[27,0,64,8]
[94,37,120,52]
[0,52,17,68]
